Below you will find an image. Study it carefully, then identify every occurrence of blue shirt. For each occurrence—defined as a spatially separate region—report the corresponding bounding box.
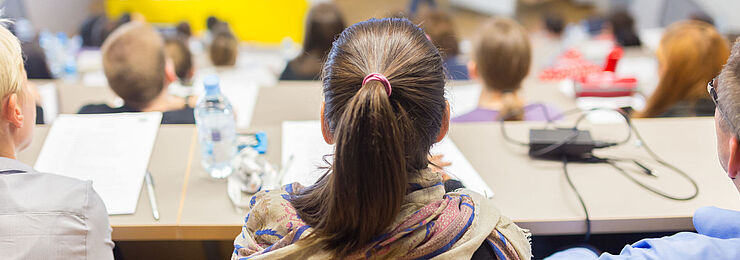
[545,206,740,259]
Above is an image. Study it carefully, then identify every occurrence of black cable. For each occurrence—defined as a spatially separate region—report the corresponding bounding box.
[499,103,560,146]
[499,118,529,146]
[602,159,698,201]
[589,108,700,200]
[497,104,699,241]
[561,155,591,242]
[572,107,632,146]
[499,105,633,149]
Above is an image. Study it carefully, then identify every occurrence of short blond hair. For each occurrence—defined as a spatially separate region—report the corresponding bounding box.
[102,22,165,109]
[0,22,26,102]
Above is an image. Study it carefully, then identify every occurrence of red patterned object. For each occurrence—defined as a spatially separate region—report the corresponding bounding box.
[539,49,603,82]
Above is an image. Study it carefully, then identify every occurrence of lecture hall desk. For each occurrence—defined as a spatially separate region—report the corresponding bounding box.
[16,117,740,241]
[21,76,739,240]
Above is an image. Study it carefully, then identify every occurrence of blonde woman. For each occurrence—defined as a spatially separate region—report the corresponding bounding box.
[0,23,114,259]
[637,20,730,118]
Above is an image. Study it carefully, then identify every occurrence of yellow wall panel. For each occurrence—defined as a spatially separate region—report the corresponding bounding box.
[105,0,309,45]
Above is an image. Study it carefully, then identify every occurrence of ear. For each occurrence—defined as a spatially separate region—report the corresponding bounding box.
[321,102,334,145]
[164,58,177,85]
[436,101,450,143]
[3,94,24,129]
[467,61,478,80]
[729,136,740,179]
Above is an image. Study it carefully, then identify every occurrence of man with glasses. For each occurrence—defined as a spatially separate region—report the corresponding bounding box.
[545,40,740,259]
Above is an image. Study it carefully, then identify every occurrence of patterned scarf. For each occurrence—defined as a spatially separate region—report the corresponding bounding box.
[232,169,531,259]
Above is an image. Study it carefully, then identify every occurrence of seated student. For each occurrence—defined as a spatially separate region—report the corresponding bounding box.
[453,18,560,122]
[202,16,221,47]
[636,20,729,118]
[279,3,345,81]
[605,9,641,47]
[209,25,238,67]
[175,21,191,39]
[0,23,113,259]
[419,10,468,80]
[547,38,740,260]
[78,22,194,124]
[165,37,195,98]
[232,18,532,259]
[544,13,565,38]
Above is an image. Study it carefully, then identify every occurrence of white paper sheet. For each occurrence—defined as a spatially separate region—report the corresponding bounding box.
[34,113,162,215]
[281,120,494,198]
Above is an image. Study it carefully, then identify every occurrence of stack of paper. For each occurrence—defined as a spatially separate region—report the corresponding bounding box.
[34,113,162,215]
[281,120,494,198]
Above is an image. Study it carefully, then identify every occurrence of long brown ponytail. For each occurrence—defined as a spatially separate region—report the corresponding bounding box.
[291,18,446,257]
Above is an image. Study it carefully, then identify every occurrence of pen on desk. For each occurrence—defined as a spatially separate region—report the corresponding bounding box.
[145,171,160,221]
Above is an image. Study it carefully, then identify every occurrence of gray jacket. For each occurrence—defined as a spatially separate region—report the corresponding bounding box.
[0,157,114,259]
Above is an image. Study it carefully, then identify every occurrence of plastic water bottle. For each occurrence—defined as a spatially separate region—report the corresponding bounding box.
[39,31,62,77]
[63,35,82,81]
[195,75,237,178]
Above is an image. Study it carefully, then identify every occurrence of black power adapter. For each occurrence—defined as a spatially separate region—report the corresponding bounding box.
[528,129,614,159]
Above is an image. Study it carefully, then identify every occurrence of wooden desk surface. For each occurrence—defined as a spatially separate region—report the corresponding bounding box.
[180,117,740,239]
[17,125,195,241]
[449,118,740,235]
[15,117,740,240]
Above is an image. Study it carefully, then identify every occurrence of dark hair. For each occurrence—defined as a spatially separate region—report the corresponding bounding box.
[419,10,460,58]
[285,3,346,79]
[118,13,132,24]
[291,18,446,257]
[690,13,715,26]
[175,22,192,38]
[206,16,220,30]
[165,37,193,81]
[609,10,641,47]
[303,3,345,57]
[544,14,565,35]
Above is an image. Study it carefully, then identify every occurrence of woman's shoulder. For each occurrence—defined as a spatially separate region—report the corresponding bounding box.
[244,183,307,229]
[248,183,303,211]
[234,183,310,257]
[523,102,562,121]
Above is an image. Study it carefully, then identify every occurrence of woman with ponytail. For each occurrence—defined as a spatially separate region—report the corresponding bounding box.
[232,18,531,259]
[453,17,560,122]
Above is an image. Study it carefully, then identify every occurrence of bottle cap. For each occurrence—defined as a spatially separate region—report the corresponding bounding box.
[204,75,220,96]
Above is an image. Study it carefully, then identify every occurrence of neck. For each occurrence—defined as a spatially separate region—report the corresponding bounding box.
[0,132,16,159]
[139,88,185,112]
[478,87,521,110]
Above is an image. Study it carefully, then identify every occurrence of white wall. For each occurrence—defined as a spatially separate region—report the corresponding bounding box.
[694,0,740,33]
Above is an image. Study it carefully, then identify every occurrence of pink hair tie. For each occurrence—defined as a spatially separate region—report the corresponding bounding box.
[362,73,392,96]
